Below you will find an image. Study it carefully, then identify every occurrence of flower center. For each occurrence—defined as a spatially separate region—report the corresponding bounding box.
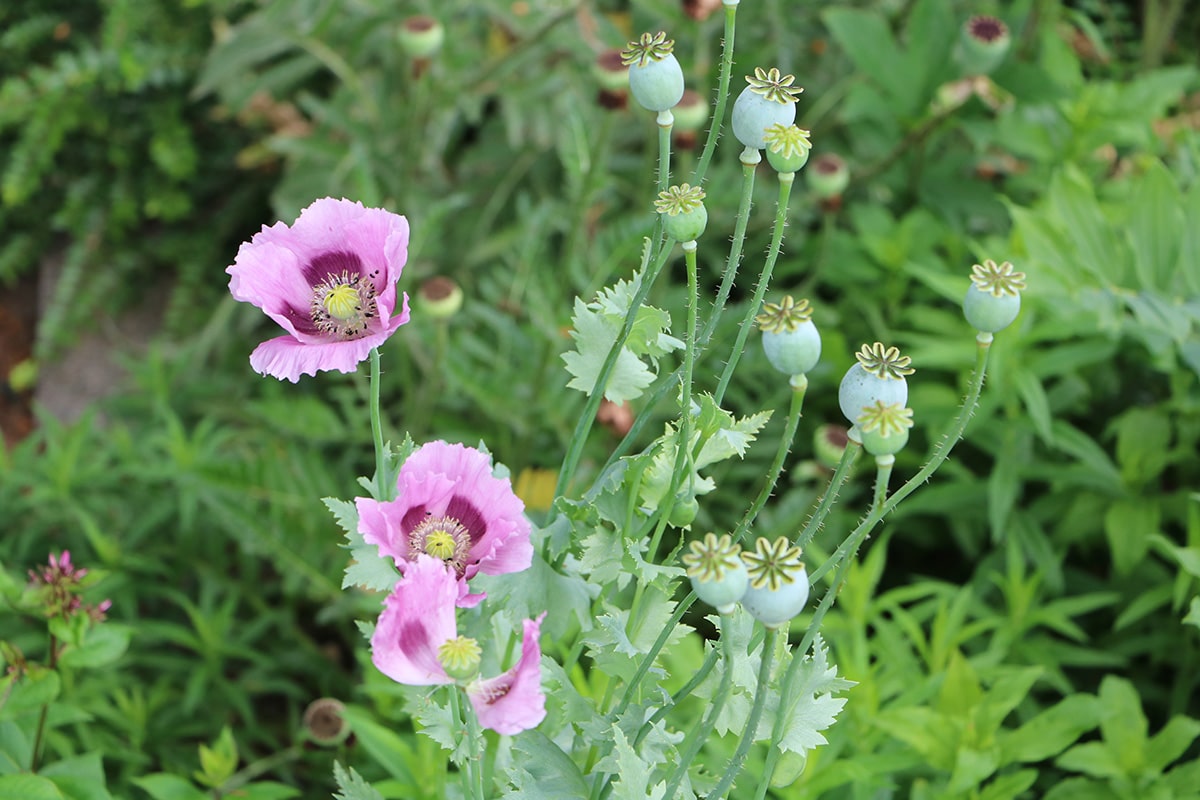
[310,270,378,339]
[410,515,471,574]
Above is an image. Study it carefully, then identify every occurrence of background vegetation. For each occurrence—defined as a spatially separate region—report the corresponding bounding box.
[2,0,1198,798]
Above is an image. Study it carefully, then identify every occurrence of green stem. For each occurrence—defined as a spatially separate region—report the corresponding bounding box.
[369,347,388,500]
[796,438,862,550]
[714,169,794,405]
[700,152,759,346]
[657,111,674,198]
[29,633,58,772]
[871,455,893,513]
[554,242,674,502]
[692,3,739,187]
[731,375,807,545]
[755,341,993,794]
[660,617,737,799]
[708,626,779,800]
[463,689,487,800]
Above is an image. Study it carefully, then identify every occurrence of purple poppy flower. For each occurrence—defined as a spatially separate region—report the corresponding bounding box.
[356,441,533,603]
[226,197,410,382]
[371,555,547,734]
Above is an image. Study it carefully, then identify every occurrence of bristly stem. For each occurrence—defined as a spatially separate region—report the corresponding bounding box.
[369,347,387,500]
[796,438,862,550]
[554,241,674,503]
[700,151,759,346]
[755,341,994,794]
[871,456,893,512]
[732,375,808,545]
[708,625,779,800]
[692,2,739,187]
[714,169,795,405]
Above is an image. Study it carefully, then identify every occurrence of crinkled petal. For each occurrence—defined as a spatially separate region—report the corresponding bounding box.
[360,468,458,566]
[227,241,317,341]
[371,556,459,686]
[467,613,547,735]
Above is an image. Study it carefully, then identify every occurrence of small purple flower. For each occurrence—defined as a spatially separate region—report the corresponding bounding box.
[371,556,547,734]
[357,441,532,603]
[226,197,411,382]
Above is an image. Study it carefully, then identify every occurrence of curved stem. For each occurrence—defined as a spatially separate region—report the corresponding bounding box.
[796,438,862,550]
[755,341,994,793]
[731,375,808,545]
[714,170,794,405]
[708,626,779,800]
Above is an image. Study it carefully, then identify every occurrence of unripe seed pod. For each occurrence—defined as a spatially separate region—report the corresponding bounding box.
[856,401,914,457]
[756,296,821,376]
[963,259,1026,333]
[655,183,708,242]
[622,32,684,113]
[958,15,1011,76]
[732,67,801,150]
[398,16,444,58]
[684,533,749,614]
[740,536,809,628]
[807,153,850,199]
[764,124,813,174]
[838,343,914,426]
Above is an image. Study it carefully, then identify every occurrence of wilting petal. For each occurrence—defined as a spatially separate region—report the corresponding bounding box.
[467,613,546,735]
[371,556,459,686]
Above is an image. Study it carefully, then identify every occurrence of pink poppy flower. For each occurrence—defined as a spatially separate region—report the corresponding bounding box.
[356,441,532,601]
[226,197,410,382]
[372,555,547,734]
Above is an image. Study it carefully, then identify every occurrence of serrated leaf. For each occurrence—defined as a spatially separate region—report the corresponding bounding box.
[603,727,666,800]
[501,731,589,799]
[333,762,385,800]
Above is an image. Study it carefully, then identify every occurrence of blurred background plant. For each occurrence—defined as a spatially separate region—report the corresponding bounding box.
[1,0,1199,797]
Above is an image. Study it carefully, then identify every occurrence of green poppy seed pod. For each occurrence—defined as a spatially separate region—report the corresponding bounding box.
[740,537,809,628]
[962,259,1026,333]
[418,276,463,319]
[593,49,629,93]
[770,750,808,788]
[813,424,850,470]
[957,15,1011,76]
[672,90,709,134]
[684,533,749,614]
[756,296,820,376]
[623,33,684,113]
[807,153,850,199]
[857,401,914,457]
[764,124,813,174]
[398,16,444,59]
[732,67,800,150]
[838,343,914,426]
[669,496,700,528]
[656,183,708,242]
[438,636,482,682]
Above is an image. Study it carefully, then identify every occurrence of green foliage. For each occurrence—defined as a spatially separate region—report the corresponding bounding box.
[4,0,1200,797]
